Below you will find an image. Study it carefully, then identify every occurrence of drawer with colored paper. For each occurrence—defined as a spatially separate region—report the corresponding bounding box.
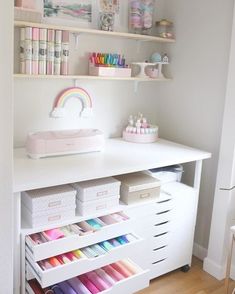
[25,234,144,288]
[25,212,132,261]
[26,259,149,294]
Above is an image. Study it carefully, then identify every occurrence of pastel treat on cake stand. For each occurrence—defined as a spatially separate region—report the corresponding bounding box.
[123,114,158,143]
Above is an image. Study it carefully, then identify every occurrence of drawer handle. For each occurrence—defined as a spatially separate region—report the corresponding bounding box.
[154,232,168,238]
[157,199,172,204]
[48,215,61,222]
[152,258,167,265]
[96,204,107,210]
[48,200,62,208]
[161,190,172,196]
[140,192,150,199]
[155,221,169,227]
[153,245,167,251]
[97,190,108,197]
[156,209,171,215]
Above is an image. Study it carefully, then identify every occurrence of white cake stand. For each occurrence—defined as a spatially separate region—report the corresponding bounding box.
[132,62,157,78]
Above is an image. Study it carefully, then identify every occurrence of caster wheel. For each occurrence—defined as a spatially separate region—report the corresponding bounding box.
[181,265,190,273]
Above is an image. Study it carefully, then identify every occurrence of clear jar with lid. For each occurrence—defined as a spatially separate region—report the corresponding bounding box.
[156,19,174,38]
[129,0,155,34]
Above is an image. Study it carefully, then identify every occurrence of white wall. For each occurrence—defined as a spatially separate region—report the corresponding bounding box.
[155,0,234,253]
[14,1,166,147]
[0,1,13,293]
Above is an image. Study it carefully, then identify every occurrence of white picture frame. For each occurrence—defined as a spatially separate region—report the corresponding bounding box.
[40,0,97,28]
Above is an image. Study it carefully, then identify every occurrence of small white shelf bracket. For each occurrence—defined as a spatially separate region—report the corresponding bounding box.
[74,79,80,87]
[136,40,141,54]
[134,80,139,93]
[73,33,81,50]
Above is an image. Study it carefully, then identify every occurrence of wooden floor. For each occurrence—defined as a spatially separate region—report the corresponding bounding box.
[138,257,235,294]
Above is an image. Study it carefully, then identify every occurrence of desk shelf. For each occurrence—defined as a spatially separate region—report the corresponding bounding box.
[14,138,211,193]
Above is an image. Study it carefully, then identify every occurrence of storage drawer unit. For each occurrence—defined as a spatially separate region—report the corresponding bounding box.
[25,212,132,261]
[26,234,143,288]
[123,182,197,280]
[26,260,149,294]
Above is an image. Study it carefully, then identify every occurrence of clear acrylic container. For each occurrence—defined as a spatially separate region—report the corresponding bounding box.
[129,0,155,35]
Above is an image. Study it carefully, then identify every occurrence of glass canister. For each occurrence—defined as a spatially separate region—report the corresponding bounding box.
[99,12,115,31]
[129,0,143,34]
[141,0,155,34]
[129,0,155,34]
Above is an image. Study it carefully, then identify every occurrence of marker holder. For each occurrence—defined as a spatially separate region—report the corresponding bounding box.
[89,63,132,78]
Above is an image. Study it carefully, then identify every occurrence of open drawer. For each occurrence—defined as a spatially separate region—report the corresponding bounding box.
[26,212,132,261]
[26,234,143,288]
[26,259,149,294]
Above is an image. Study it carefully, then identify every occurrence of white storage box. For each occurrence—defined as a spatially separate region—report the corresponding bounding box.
[22,185,76,213]
[72,177,121,202]
[76,195,120,216]
[115,172,161,205]
[146,165,183,184]
[22,204,76,227]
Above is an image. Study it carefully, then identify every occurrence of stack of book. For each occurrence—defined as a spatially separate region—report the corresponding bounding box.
[19,26,70,75]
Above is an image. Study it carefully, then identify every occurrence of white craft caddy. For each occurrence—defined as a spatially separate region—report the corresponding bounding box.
[72,177,121,202]
[76,195,120,216]
[26,260,149,294]
[22,185,76,228]
[25,233,143,288]
[73,177,121,216]
[89,65,132,78]
[22,185,76,212]
[115,172,161,205]
[25,212,133,261]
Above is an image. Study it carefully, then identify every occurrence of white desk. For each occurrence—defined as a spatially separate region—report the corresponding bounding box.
[13,138,211,294]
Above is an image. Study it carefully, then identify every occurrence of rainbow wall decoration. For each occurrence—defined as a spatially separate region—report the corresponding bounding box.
[51,87,93,118]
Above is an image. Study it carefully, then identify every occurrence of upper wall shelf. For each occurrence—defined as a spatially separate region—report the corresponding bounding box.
[14,21,176,43]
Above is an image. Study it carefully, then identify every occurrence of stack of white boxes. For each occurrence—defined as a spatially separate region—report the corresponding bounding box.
[22,185,76,227]
[72,177,121,216]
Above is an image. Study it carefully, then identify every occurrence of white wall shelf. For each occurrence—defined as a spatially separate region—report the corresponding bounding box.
[14,20,176,43]
[13,74,172,82]
[14,138,211,193]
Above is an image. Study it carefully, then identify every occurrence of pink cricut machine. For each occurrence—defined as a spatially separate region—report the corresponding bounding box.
[26,129,105,159]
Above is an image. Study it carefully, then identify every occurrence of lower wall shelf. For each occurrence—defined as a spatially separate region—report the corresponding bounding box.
[13,74,172,82]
